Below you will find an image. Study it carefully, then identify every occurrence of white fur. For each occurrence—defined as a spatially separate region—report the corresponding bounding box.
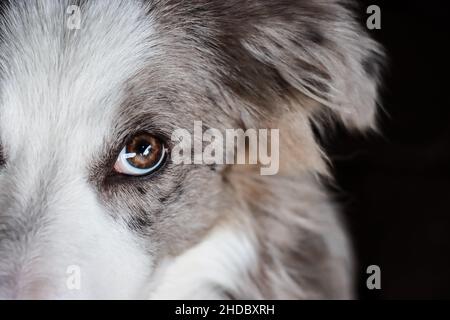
[148,225,258,299]
[0,0,157,299]
[0,0,378,299]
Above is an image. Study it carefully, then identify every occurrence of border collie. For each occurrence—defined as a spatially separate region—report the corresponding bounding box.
[0,0,383,299]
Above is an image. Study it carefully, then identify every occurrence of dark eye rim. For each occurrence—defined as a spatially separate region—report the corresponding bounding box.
[124,144,169,175]
[110,131,170,180]
[0,144,5,167]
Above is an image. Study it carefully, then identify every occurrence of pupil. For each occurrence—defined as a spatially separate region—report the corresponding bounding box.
[137,141,151,156]
[125,134,162,170]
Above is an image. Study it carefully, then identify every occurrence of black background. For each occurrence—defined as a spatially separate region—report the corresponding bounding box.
[325,0,450,299]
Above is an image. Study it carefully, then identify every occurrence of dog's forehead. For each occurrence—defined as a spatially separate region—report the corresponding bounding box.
[0,0,155,158]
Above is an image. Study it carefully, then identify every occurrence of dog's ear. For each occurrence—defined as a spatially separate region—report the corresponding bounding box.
[215,1,384,131]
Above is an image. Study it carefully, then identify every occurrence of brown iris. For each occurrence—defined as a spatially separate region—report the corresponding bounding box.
[114,132,167,176]
[125,133,164,169]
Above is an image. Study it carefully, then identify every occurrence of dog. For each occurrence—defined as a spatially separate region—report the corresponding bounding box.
[0,0,383,299]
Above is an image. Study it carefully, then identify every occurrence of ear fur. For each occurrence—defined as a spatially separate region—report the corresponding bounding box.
[235,0,384,130]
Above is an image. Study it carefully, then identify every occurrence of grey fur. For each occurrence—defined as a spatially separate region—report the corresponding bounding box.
[0,0,383,299]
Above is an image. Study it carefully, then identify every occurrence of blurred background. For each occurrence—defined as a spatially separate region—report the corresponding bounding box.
[323,0,450,299]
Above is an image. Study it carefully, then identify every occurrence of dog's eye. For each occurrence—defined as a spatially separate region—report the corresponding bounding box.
[114,133,167,176]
